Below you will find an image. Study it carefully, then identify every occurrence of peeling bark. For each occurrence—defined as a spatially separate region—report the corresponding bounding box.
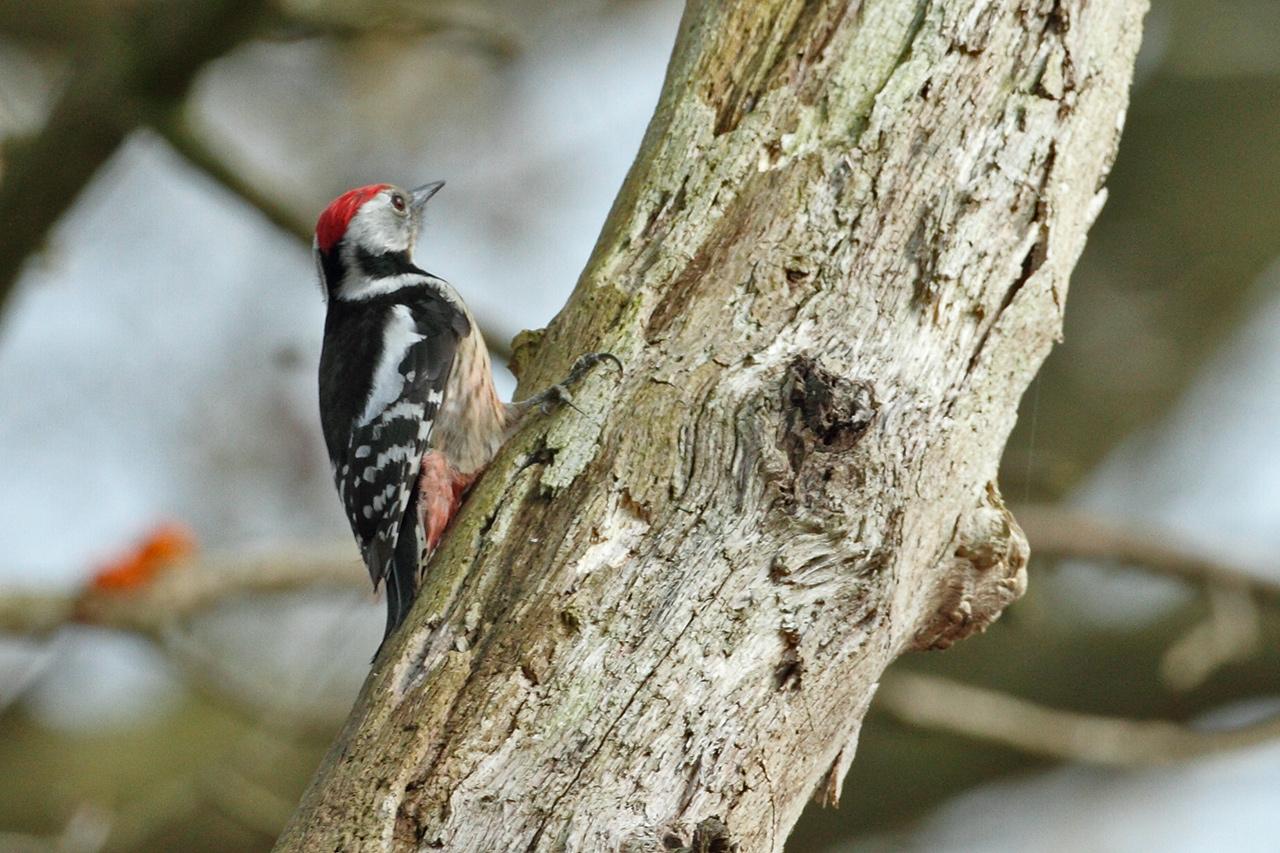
[276,0,1146,850]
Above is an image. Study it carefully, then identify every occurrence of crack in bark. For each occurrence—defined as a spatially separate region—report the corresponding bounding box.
[527,566,740,852]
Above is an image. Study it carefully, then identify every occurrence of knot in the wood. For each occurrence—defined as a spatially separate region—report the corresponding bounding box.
[507,326,546,382]
[770,357,880,522]
[645,817,737,853]
[780,356,877,469]
[912,483,1029,650]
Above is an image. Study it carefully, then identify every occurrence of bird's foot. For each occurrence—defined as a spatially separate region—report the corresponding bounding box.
[535,383,580,416]
[562,351,623,385]
[517,352,623,416]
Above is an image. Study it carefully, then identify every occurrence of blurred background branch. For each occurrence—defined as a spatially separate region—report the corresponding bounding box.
[0,544,360,638]
[1017,504,1280,604]
[0,0,272,314]
[264,0,519,57]
[878,672,1280,766]
[0,0,516,363]
[1017,503,1273,690]
[154,114,314,244]
[4,504,1274,801]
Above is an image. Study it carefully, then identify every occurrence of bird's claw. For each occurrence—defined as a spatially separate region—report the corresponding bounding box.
[518,351,622,418]
[538,384,583,416]
[563,351,623,387]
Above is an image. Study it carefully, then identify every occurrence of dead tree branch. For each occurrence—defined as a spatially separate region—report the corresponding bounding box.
[878,672,1280,766]
[0,0,270,313]
[154,114,315,243]
[1017,504,1280,603]
[275,1,1148,850]
[0,545,362,637]
[0,0,522,361]
[1017,504,1275,690]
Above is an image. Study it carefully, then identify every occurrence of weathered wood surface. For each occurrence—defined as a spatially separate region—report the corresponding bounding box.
[277,0,1146,849]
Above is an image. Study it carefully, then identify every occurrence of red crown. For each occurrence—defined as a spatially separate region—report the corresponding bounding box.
[315,184,390,253]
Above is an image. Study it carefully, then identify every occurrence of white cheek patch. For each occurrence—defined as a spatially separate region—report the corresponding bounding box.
[345,197,412,255]
[333,197,431,301]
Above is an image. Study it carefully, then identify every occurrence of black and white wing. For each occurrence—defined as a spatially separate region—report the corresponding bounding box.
[324,293,469,594]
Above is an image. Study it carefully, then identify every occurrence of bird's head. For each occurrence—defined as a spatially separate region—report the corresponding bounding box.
[313,181,444,301]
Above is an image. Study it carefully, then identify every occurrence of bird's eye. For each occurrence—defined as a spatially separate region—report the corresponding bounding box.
[391,193,407,212]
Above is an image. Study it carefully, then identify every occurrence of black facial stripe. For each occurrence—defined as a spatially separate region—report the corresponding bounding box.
[318,248,345,293]
[356,246,416,279]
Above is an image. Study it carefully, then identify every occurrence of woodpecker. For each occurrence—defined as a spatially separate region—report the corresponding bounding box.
[315,181,615,649]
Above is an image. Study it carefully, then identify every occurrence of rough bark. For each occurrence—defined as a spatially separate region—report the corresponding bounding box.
[277,0,1146,850]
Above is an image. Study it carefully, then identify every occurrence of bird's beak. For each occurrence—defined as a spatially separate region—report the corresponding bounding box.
[410,180,445,212]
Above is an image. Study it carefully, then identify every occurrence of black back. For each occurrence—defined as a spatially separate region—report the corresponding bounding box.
[317,250,470,625]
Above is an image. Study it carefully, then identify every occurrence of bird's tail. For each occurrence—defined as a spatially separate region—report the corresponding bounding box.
[376,479,424,659]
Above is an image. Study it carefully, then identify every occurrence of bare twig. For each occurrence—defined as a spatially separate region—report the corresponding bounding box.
[0,3,518,364]
[154,114,314,242]
[1016,504,1280,604]
[1161,583,1262,690]
[2,544,367,740]
[878,672,1280,767]
[0,0,271,314]
[265,0,520,59]
[1019,503,1275,689]
[0,544,363,637]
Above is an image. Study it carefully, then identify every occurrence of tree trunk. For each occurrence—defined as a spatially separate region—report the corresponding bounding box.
[276,0,1146,850]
